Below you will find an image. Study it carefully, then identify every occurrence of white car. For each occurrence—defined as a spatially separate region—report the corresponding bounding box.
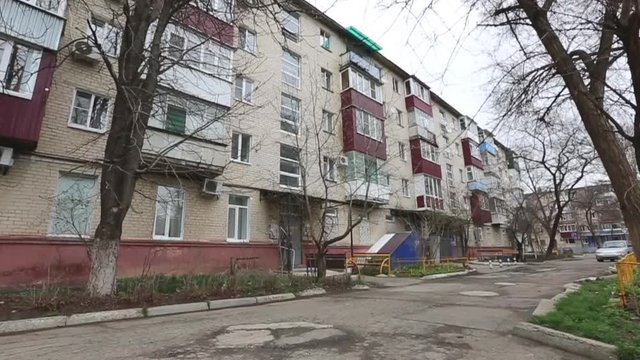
[595,241,633,262]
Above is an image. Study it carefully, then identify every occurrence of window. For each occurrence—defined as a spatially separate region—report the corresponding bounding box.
[471,142,481,159]
[449,192,458,209]
[69,90,109,132]
[402,179,410,197]
[459,117,467,130]
[405,79,430,103]
[398,142,407,161]
[320,29,331,50]
[392,78,400,93]
[355,109,383,141]
[234,77,254,103]
[231,132,251,163]
[321,68,332,90]
[324,207,338,232]
[466,166,475,181]
[24,0,65,14]
[280,93,300,134]
[474,227,483,242]
[280,144,300,187]
[424,175,443,202]
[323,156,337,181]
[165,26,233,80]
[396,108,404,127]
[446,164,454,189]
[165,104,187,134]
[153,186,185,240]
[210,0,234,21]
[413,109,434,130]
[341,68,382,101]
[346,152,383,185]
[281,49,300,87]
[0,40,41,97]
[479,194,489,210]
[322,110,335,133]
[89,17,120,57]
[227,195,249,242]
[459,169,464,182]
[281,11,300,42]
[455,143,461,156]
[239,28,257,54]
[50,174,97,236]
[420,142,438,163]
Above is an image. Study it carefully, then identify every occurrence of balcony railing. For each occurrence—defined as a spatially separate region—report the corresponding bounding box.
[142,129,227,173]
[341,51,382,81]
[409,125,437,145]
[467,179,488,193]
[1,0,66,50]
[479,142,497,155]
[346,180,390,204]
[491,213,507,225]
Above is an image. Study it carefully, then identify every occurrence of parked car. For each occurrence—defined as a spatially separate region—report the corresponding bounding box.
[595,241,632,262]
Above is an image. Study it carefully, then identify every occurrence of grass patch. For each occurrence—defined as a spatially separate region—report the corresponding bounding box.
[532,279,640,360]
[0,272,352,321]
[393,263,465,278]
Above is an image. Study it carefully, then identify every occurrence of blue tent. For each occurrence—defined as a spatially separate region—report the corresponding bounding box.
[367,232,421,269]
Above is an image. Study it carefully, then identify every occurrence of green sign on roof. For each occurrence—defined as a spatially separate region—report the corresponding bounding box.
[346,26,382,52]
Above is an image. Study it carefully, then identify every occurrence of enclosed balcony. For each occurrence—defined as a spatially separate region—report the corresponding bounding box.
[467,179,488,193]
[340,51,382,81]
[1,0,66,50]
[345,180,390,204]
[491,213,507,225]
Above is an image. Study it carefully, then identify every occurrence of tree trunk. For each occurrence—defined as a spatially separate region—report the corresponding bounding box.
[545,237,556,257]
[88,235,119,296]
[315,250,327,280]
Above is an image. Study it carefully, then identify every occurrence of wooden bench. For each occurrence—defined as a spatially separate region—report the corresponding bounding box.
[305,253,347,275]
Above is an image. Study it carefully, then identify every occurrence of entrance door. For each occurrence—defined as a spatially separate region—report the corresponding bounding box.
[280,198,303,267]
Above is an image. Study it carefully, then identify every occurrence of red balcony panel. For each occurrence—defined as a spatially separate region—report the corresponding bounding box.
[178,6,235,47]
[416,196,444,210]
[0,51,55,150]
[341,89,385,119]
[470,193,492,225]
[342,107,387,160]
[416,196,425,208]
[462,138,484,169]
[410,138,442,178]
[405,95,433,116]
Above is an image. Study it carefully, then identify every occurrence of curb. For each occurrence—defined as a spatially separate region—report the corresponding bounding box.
[420,268,477,280]
[0,291,303,336]
[297,288,327,297]
[532,282,580,317]
[513,322,617,360]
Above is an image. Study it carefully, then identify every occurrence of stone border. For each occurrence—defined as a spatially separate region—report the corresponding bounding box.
[514,322,617,360]
[0,287,339,336]
[514,277,618,359]
[420,268,477,280]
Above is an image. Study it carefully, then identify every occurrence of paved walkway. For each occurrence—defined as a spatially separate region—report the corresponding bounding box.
[0,256,610,359]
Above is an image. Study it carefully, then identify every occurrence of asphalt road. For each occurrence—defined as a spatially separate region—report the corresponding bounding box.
[0,256,611,360]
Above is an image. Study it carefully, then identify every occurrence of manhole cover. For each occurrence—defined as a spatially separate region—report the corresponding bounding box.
[459,290,500,297]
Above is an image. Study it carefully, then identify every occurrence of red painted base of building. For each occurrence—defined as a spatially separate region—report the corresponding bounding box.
[0,237,281,287]
[466,246,517,259]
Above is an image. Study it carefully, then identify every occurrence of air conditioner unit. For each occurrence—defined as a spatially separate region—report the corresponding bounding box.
[338,155,349,167]
[202,178,223,196]
[72,41,101,64]
[0,146,15,167]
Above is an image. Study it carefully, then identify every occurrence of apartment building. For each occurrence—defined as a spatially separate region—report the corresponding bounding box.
[530,184,627,252]
[0,0,519,285]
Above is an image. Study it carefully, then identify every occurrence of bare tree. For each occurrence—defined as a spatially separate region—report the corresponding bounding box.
[383,0,640,259]
[572,183,621,246]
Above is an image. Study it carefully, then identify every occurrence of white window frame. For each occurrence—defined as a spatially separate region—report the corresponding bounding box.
[420,141,438,163]
[446,164,454,189]
[281,11,300,42]
[227,194,250,242]
[321,67,332,90]
[355,109,383,141]
[234,77,254,104]
[322,110,335,134]
[49,173,97,237]
[239,27,257,54]
[323,156,337,182]
[340,68,382,102]
[67,89,110,133]
[392,77,399,93]
[280,93,300,134]
[280,144,301,188]
[23,0,67,16]
[153,185,185,240]
[281,49,301,87]
[399,142,407,161]
[231,132,251,163]
[320,29,331,50]
[88,17,121,57]
[455,143,461,156]
[470,141,481,159]
[396,108,404,127]
[424,175,443,205]
[0,39,42,99]
[401,178,410,197]
[466,166,477,181]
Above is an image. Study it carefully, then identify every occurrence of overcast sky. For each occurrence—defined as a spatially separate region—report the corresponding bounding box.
[309,0,498,128]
